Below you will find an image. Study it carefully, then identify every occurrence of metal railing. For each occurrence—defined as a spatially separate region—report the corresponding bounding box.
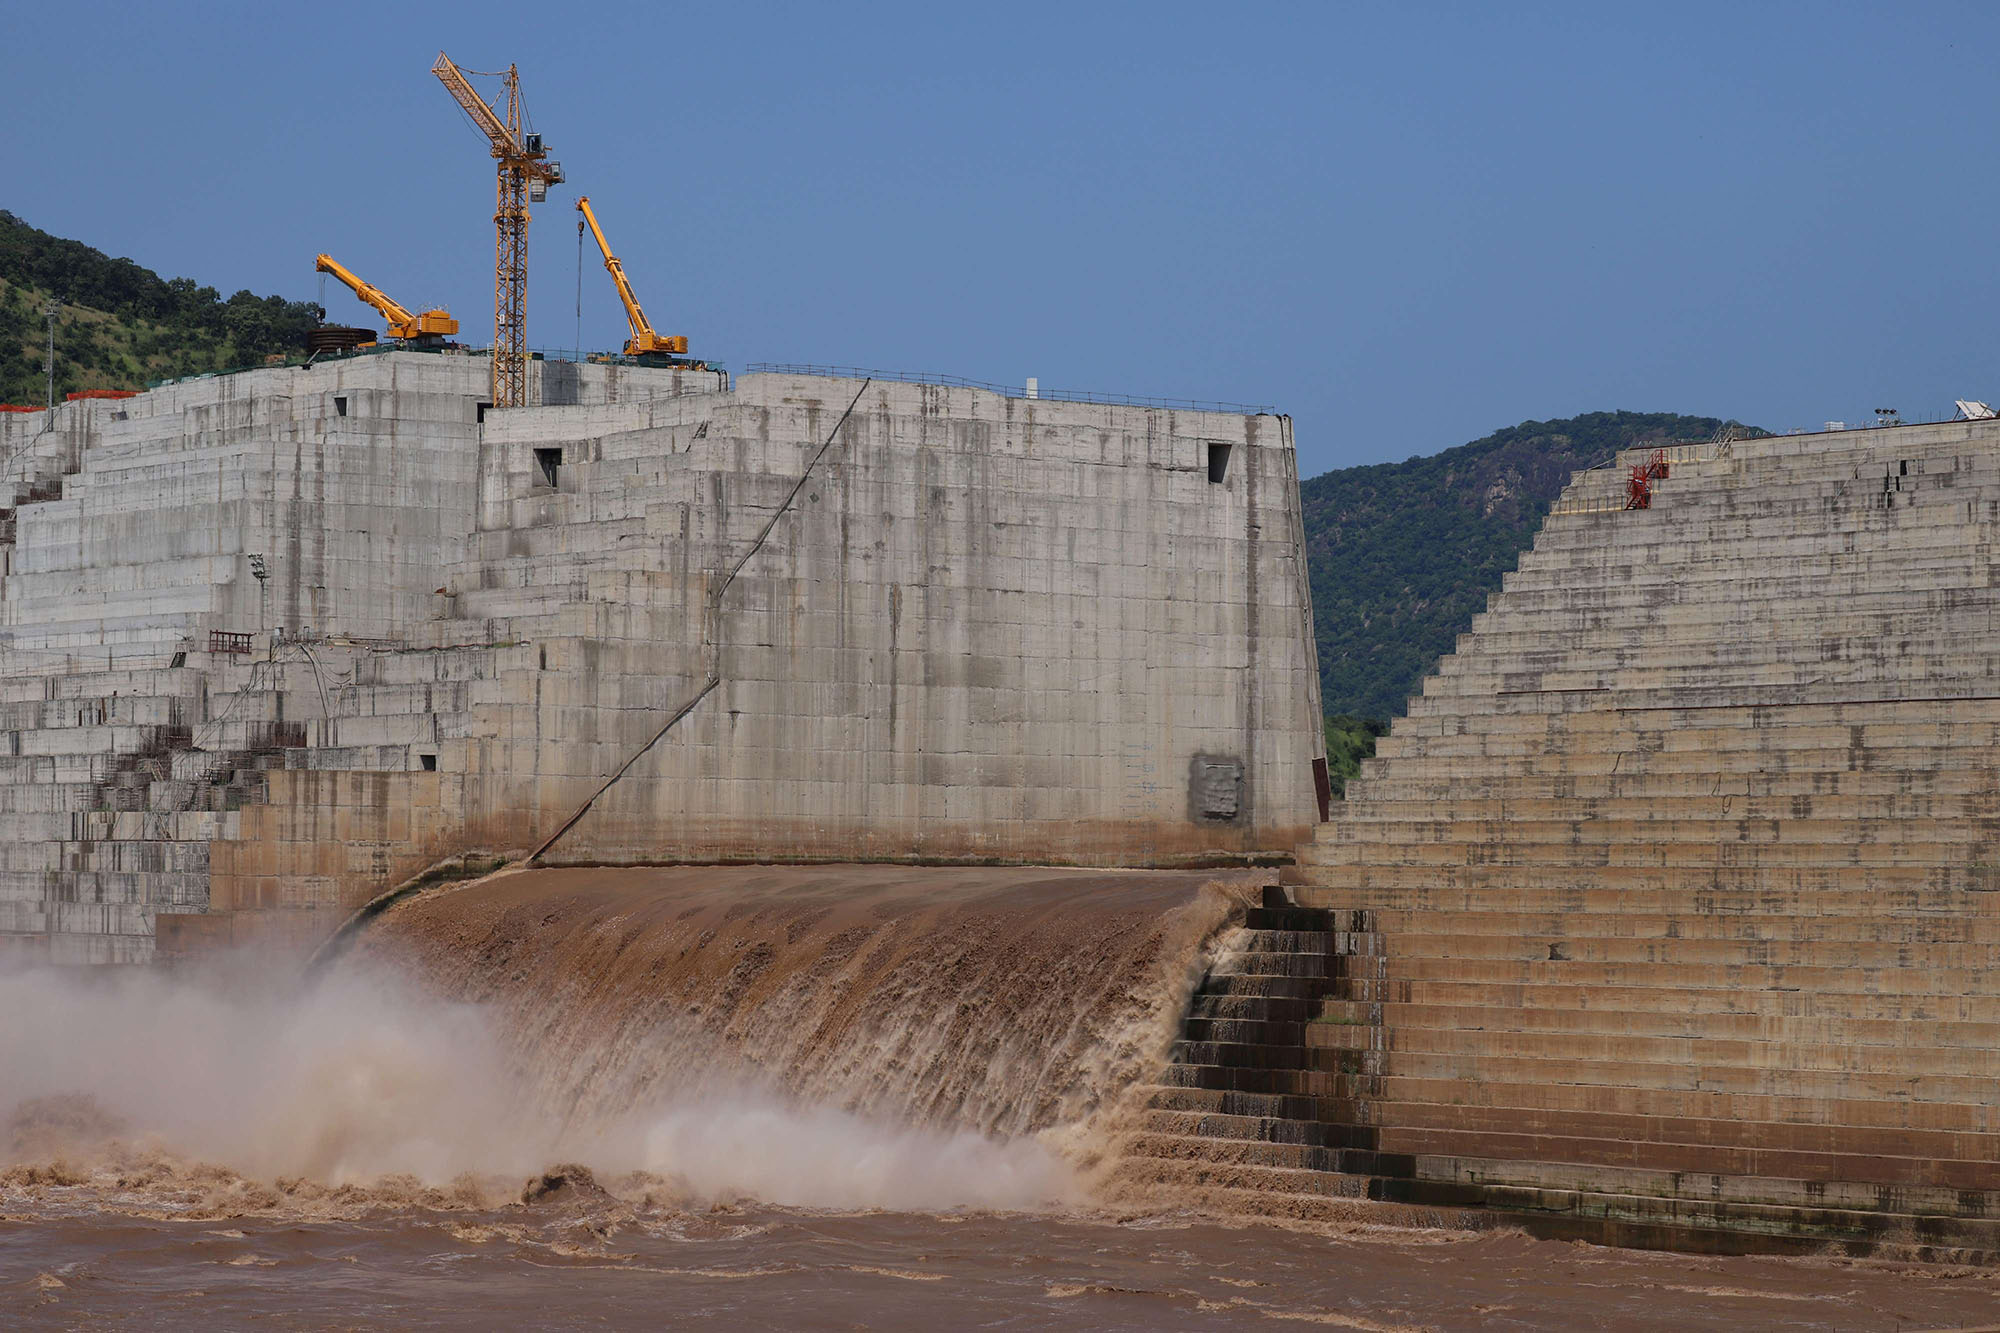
[1546,494,1632,517]
[1548,438,1741,517]
[741,362,1279,416]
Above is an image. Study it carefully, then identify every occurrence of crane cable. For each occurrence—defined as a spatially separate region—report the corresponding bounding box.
[525,378,875,864]
[576,216,585,358]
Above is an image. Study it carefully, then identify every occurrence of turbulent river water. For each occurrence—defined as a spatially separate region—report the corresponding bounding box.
[4,865,1998,1329]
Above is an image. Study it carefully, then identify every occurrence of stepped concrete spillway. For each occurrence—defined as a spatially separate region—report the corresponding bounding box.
[0,352,1323,964]
[1118,421,2000,1257]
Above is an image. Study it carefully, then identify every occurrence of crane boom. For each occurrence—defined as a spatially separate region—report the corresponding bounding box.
[430,52,519,156]
[314,254,458,341]
[431,50,563,408]
[575,197,688,358]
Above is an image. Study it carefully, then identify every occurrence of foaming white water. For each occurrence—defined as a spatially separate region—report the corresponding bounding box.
[628,1100,1074,1211]
[0,961,1073,1211]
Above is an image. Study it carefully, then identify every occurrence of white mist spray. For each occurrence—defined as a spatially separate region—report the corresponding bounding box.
[0,960,1077,1212]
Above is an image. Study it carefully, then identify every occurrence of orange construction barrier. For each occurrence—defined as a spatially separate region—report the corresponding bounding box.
[64,389,139,401]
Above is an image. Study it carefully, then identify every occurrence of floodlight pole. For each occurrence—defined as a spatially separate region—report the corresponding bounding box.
[249,554,270,648]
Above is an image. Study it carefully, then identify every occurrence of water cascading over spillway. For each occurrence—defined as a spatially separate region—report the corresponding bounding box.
[340,865,1249,1160]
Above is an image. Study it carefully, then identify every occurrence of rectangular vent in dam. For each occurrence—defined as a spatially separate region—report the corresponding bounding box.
[534,447,563,488]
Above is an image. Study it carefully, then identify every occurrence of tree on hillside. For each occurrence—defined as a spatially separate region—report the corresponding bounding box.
[0,211,317,403]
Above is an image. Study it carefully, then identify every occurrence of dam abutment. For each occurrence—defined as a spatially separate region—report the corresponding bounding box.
[1142,420,2000,1259]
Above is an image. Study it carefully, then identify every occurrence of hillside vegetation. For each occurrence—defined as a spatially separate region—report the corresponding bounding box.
[0,211,317,404]
[1303,411,1767,723]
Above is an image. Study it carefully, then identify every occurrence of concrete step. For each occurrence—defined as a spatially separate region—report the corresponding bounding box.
[1317,976,2000,1024]
[1411,1148,2000,1217]
[1108,1151,1386,1203]
[1371,1099,2000,1183]
[1368,1073,2000,1134]
[1139,1082,1369,1125]
[1284,905,2000,945]
[1374,724,2000,763]
[1350,740,2000,786]
[1365,1047,2000,1105]
[1310,1014,2000,1078]
[1350,768,2000,801]
[1493,547,2000,604]
[1399,694,2000,735]
[1305,818,2000,852]
[1187,993,1330,1024]
[1158,1059,1377,1101]
[1341,794,2000,824]
[1312,951,2000,999]
[1119,1129,1417,1178]
[1294,862,1997,896]
[1323,996,2000,1049]
[1137,1107,1381,1151]
[1296,930,2000,971]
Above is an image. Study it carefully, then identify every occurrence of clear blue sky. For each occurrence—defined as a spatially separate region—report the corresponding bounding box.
[6,3,1997,475]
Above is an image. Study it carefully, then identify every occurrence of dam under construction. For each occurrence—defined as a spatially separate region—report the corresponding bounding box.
[0,350,1322,960]
[11,343,2000,1319]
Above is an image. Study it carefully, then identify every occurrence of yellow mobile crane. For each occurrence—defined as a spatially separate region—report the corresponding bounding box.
[575,196,688,358]
[314,255,459,342]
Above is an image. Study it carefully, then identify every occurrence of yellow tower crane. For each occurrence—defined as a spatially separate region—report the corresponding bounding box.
[431,51,563,408]
[314,255,459,342]
[575,196,689,359]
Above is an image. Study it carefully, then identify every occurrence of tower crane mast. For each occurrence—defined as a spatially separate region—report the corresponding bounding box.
[575,196,689,359]
[431,51,563,408]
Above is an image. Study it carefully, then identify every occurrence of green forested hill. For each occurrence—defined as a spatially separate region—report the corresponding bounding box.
[0,211,317,404]
[1303,411,1767,723]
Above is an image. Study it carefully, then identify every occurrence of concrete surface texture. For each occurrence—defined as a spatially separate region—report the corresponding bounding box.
[1114,422,2000,1257]
[0,351,1323,964]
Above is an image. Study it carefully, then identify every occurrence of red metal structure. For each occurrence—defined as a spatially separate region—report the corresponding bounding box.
[1626,449,1670,510]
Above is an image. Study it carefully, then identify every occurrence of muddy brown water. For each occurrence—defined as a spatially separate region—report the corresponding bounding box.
[5,865,1999,1329]
[10,1185,2000,1330]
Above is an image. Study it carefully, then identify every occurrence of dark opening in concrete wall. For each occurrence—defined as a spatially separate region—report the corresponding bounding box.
[534,448,563,488]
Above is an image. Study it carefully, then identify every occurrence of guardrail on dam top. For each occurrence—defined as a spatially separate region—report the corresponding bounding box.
[742,362,1280,417]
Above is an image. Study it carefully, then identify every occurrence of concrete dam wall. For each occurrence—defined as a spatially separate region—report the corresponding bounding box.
[0,353,1323,964]
[1118,420,2000,1258]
